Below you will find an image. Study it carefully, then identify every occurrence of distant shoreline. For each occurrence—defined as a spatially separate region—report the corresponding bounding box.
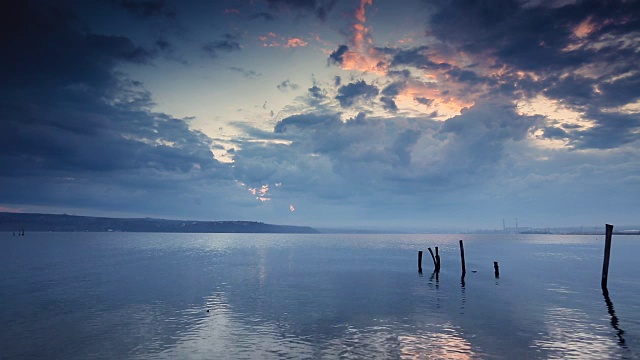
[0,212,319,234]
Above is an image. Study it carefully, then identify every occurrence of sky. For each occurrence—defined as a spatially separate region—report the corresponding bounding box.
[1,0,639,230]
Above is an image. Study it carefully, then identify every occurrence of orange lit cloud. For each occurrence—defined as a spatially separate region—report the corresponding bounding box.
[573,16,596,38]
[338,0,391,75]
[355,0,373,23]
[258,32,281,47]
[396,83,474,118]
[247,184,272,201]
[285,37,308,48]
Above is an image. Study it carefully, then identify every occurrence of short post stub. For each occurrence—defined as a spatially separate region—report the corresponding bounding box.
[494,261,500,278]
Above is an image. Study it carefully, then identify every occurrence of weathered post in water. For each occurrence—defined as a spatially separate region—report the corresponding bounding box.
[435,247,441,273]
[418,251,423,273]
[428,247,437,270]
[601,224,614,289]
[459,240,466,277]
[494,261,500,278]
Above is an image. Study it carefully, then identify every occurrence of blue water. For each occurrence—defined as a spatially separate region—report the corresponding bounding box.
[1,233,639,359]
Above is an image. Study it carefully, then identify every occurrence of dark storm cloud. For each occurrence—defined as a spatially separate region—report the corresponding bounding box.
[266,0,337,21]
[235,101,539,206]
[445,68,484,84]
[328,45,349,65]
[597,73,640,108]
[274,113,343,134]
[381,82,405,97]
[2,2,152,89]
[429,0,640,72]
[308,85,326,99]
[540,126,570,140]
[539,74,599,107]
[113,0,175,18]
[390,46,451,70]
[380,97,398,113]
[570,111,640,150]
[423,0,640,152]
[414,97,434,106]
[335,80,379,108]
[387,69,412,79]
[0,1,229,214]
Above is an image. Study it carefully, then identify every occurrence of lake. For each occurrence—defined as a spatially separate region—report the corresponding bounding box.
[1,233,639,359]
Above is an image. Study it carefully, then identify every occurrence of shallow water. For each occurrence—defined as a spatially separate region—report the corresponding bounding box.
[1,233,639,359]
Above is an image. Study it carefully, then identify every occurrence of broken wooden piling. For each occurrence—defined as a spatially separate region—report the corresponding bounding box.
[418,251,423,273]
[435,246,441,272]
[601,224,614,289]
[494,261,500,278]
[459,240,466,277]
[428,247,437,270]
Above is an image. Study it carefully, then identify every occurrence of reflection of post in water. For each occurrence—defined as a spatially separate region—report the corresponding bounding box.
[428,270,440,289]
[602,287,627,348]
[460,276,466,314]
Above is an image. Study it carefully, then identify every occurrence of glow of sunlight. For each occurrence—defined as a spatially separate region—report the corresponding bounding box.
[211,148,234,163]
[602,99,640,114]
[396,85,473,119]
[533,307,616,358]
[398,325,475,359]
[517,95,594,149]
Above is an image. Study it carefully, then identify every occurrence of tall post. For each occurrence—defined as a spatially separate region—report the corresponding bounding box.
[459,240,466,277]
[435,246,441,273]
[601,224,614,289]
[418,251,423,273]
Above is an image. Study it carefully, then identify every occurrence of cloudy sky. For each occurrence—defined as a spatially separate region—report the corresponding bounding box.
[1,0,639,229]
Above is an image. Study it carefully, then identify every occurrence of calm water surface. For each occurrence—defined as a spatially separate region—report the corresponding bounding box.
[1,233,639,359]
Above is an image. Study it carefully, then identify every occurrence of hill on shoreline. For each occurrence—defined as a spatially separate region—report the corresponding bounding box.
[0,212,319,234]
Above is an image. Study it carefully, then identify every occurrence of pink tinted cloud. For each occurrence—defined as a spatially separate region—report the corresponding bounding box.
[285,37,308,48]
[355,0,373,23]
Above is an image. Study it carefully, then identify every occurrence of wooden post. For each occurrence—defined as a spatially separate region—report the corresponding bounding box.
[459,240,466,277]
[418,251,423,273]
[494,261,500,278]
[428,247,437,269]
[601,224,614,289]
[435,246,441,272]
